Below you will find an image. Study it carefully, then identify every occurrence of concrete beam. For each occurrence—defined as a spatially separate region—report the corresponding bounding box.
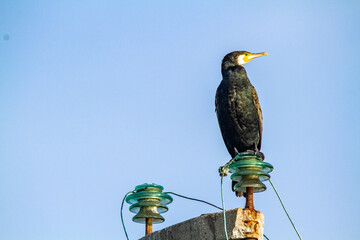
[139,208,264,240]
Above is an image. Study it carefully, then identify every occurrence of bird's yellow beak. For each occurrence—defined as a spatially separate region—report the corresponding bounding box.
[248,52,268,60]
[238,51,268,65]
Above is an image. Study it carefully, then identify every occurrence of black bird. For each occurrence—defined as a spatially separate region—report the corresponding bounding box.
[215,51,267,195]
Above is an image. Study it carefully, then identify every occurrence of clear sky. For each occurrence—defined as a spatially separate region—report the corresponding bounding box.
[1,1,359,239]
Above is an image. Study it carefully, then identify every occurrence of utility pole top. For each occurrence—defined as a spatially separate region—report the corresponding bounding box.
[139,208,264,240]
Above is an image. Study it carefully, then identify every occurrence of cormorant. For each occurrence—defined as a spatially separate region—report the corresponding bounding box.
[215,51,267,196]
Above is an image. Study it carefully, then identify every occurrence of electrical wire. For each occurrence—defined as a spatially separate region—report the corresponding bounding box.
[120,191,135,240]
[220,176,229,240]
[165,192,223,210]
[269,179,302,240]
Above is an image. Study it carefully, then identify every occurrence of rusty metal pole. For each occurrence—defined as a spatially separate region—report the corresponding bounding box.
[145,218,153,235]
[245,187,254,210]
[244,187,257,240]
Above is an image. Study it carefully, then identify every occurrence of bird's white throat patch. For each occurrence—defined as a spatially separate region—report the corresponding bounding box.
[237,55,246,65]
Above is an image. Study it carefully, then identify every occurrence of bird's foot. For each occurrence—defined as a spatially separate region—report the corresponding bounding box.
[256,151,265,160]
[234,147,240,156]
[246,150,265,160]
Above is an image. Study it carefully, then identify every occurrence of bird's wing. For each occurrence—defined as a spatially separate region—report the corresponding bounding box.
[215,82,236,157]
[252,86,263,150]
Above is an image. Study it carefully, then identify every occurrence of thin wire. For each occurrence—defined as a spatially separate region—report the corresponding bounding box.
[165,192,223,210]
[264,234,270,240]
[121,191,135,240]
[221,176,229,240]
[269,179,302,240]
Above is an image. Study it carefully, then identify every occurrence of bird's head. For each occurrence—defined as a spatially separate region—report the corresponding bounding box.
[222,51,268,71]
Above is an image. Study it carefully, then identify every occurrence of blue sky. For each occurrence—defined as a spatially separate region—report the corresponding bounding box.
[1,1,359,239]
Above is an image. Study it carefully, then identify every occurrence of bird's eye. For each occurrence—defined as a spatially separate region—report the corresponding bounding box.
[245,53,248,56]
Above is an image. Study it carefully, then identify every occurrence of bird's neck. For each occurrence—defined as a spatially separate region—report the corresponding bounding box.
[222,66,249,84]
[222,64,245,75]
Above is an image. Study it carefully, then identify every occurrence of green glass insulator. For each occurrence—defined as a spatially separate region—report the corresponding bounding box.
[229,153,274,193]
[126,183,172,224]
